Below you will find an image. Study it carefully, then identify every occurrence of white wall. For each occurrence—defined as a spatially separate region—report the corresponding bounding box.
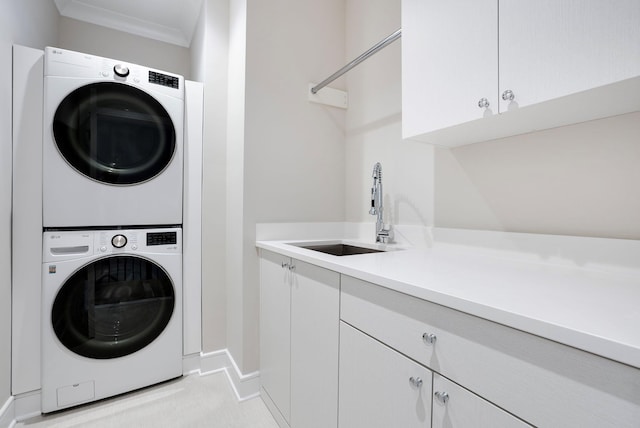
[58,16,191,78]
[1,0,59,405]
[345,0,435,231]
[435,112,640,239]
[226,0,346,373]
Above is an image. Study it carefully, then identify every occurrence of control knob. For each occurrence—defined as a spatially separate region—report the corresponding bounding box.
[112,234,127,248]
[113,64,130,77]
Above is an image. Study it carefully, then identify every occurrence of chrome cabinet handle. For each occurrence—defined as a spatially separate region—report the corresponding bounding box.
[434,391,449,404]
[423,333,437,345]
[281,261,295,270]
[477,97,490,108]
[502,89,515,101]
[409,377,423,388]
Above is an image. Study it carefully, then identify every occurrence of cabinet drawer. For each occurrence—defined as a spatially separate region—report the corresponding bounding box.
[341,275,640,427]
[432,374,530,428]
[339,322,432,428]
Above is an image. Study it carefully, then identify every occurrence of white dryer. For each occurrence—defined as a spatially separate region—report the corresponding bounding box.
[41,227,183,413]
[43,47,184,228]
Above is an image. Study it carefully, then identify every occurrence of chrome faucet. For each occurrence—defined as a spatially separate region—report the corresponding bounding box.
[369,162,392,243]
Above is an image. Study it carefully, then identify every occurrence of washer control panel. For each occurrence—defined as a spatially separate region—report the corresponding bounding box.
[43,228,181,262]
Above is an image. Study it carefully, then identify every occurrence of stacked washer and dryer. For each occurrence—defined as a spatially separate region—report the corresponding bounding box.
[41,47,185,413]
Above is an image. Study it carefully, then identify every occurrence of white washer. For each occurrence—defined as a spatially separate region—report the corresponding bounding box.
[41,228,182,413]
[43,47,184,228]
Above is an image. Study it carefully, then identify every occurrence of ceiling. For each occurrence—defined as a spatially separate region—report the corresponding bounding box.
[54,0,204,47]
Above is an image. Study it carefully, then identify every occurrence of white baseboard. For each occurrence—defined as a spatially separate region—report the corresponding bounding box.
[1,390,41,427]
[182,352,202,375]
[198,349,261,402]
[260,387,289,428]
[12,390,40,423]
[0,396,14,428]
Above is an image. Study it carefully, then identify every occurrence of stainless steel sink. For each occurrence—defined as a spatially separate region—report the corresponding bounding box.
[297,243,384,256]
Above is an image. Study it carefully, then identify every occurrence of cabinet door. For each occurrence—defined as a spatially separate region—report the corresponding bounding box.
[499,0,640,111]
[432,374,531,428]
[339,322,432,428]
[402,0,498,138]
[290,260,340,428]
[259,250,291,423]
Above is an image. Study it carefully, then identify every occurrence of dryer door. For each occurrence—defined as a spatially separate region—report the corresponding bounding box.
[52,82,176,185]
[52,255,175,359]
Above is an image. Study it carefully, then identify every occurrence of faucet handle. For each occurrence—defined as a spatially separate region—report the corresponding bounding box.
[376,225,393,243]
[369,188,376,215]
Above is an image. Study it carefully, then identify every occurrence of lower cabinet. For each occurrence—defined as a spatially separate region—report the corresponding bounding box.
[259,250,340,428]
[290,260,340,428]
[260,250,291,424]
[432,374,530,428]
[340,274,640,427]
[260,251,640,428]
[338,322,432,428]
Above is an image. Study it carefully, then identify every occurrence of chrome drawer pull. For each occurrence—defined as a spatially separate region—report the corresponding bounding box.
[422,333,437,345]
[502,89,515,101]
[434,391,449,404]
[409,377,423,388]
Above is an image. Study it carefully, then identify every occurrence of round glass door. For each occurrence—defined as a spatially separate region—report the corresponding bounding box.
[52,255,175,359]
[52,82,176,185]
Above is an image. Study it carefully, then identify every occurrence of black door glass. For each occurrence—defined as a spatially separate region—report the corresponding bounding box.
[53,82,176,185]
[52,255,175,359]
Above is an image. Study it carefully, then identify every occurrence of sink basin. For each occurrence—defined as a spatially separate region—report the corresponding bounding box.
[297,243,384,256]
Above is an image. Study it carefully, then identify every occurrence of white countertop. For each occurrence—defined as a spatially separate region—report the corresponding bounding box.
[256,238,640,369]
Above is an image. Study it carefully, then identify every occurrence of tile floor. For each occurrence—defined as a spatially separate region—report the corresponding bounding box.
[16,372,278,428]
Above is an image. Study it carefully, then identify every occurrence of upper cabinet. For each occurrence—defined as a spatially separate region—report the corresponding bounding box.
[402,0,640,146]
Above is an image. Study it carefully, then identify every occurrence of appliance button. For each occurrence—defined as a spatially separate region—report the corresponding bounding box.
[131,244,138,251]
[113,64,130,77]
[100,246,107,252]
[101,71,109,77]
[111,234,127,248]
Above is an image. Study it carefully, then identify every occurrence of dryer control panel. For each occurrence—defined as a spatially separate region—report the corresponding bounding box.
[44,47,184,99]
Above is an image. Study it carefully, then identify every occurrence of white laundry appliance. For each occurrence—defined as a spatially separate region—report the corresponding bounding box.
[41,227,183,413]
[43,47,184,228]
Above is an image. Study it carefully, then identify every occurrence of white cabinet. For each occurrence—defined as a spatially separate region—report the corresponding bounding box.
[499,0,640,112]
[402,0,640,146]
[290,259,340,428]
[432,374,529,428]
[259,250,340,428]
[402,0,498,138]
[260,250,292,424]
[341,274,639,427]
[338,322,432,428]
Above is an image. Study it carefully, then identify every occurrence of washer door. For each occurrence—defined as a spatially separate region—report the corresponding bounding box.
[52,255,175,359]
[52,82,176,185]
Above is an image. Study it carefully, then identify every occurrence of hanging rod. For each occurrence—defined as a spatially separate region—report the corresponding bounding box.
[310,28,401,95]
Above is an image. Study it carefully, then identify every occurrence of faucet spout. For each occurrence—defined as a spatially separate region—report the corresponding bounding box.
[369,162,392,243]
